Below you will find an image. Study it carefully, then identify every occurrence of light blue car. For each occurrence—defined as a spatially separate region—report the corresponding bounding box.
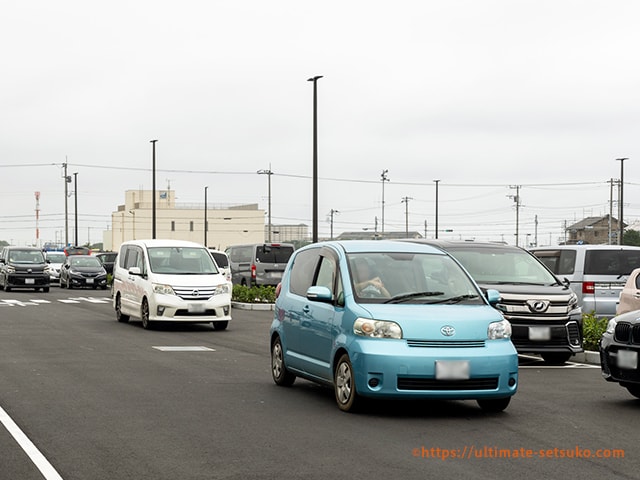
[269,240,518,412]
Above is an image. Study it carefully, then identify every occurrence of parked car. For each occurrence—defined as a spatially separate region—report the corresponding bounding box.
[402,240,582,364]
[615,267,640,315]
[208,249,232,284]
[530,245,640,319]
[95,252,117,275]
[0,246,50,292]
[64,245,91,256]
[599,310,640,398]
[60,255,108,289]
[270,240,518,412]
[112,239,231,330]
[226,243,295,286]
[44,251,66,284]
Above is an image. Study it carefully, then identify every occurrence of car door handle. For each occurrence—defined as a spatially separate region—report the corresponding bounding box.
[303,306,311,314]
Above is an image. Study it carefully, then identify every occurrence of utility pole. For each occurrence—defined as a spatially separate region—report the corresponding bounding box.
[329,209,339,240]
[401,196,413,237]
[508,185,521,246]
[380,170,389,237]
[609,178,616,244]
[617,158,628,245]
[63,161,71,246]
[151,139,158,239]
[434,180,440,239]
[257,166,273,242]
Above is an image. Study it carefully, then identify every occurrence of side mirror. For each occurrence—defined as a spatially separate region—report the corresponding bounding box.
[128,266,142,276]
[306,285,333,303]
[485,288,501,305]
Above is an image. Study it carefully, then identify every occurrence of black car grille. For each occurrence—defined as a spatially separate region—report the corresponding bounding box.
[614,323,640,345]
[397,377,499,391]
[406,339,485,348]
[511,321,582,348]
[174,309,217,317]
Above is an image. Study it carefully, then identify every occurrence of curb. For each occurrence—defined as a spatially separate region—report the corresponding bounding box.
[231,302,275,311]
[570,351,600,365]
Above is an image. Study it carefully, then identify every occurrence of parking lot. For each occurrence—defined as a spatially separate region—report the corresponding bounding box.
[0,287,638,479]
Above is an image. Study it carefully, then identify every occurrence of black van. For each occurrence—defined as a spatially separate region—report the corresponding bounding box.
[0,246,50,292]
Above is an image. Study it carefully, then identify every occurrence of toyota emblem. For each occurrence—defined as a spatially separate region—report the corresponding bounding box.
[526,299,550,313]
[440,325,456,336]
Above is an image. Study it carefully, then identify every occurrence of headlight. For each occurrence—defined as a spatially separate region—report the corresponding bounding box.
[488,319,512,339]
[605,318,617,335]
[214,283,231,295]
[6,265,15,274]
[152,283,176,295]
[354,318,403,339]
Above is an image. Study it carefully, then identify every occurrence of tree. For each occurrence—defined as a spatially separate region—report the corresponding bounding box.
[0,240,9,248]
[623,229,640,246]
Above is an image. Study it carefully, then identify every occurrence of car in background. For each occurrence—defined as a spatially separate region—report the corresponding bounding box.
[44,251,66,284]
[600,310,640,399]
[226,243,295,286]
[64,245,91,256]
[401,239,583,364]
[208,249,232,284]
[530,245,640,319]
[616,267,640,316]
[270,240,518,412]
[95,252,117,275]
[0,246,50,292]
[60,255,108,289]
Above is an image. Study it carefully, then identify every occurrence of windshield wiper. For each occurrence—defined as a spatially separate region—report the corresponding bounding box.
[431,294,480,304]
[384,291,445,304]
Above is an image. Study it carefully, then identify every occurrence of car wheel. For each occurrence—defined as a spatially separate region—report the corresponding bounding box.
[334,353,359,412]
[271,336,295,386]
[43,287,49,293]
[541,352,571,365]
[115,294,130,323]
[212,321,228,331]
[5,286,11,292]
[626,384,640,399]
[141,298,153,329]
[477,397,511,413]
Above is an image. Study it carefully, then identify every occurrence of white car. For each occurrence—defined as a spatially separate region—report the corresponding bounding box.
[208,249,232,284]
[112,239,232,330]
[45,251,66,284]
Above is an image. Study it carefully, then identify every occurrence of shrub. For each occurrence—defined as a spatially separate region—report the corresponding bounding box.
[582,312,609,351]
[232,284,276,303]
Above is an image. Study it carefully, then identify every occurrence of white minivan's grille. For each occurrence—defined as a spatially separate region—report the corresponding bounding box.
[172,286,216,300]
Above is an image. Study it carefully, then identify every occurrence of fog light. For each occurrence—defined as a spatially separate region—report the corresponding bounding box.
[508,377,516,387]
[223,306,230,316]
[157,306,165,316]
[368,378,379,388]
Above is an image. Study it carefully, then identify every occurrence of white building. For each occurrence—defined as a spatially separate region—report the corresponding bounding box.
[105,189,266,252]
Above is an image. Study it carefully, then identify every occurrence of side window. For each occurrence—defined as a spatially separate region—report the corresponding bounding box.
[635,274,640,290]
[316,256,336,292]
[118,246,128,268]
[289,248,320,297]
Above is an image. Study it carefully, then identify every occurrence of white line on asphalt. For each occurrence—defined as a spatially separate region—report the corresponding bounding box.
[152,346,216,352]
[0,405,64,480]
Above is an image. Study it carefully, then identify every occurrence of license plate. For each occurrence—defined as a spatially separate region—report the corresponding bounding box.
[617,350,638,369]
[25,278,35,284]
[436,360,470,380]
[529,326,551,341]
[271,272,282,279]
[188,303,206,313]
[86,278,94,284]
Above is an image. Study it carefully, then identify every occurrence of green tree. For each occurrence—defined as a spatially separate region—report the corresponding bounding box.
[623,229,640,246]
[0,240,9,247]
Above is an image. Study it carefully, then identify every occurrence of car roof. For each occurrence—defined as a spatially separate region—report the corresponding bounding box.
[307,240,446,255]
[399,238,523,252]
[530,244,640,251]
[122,239,206,249]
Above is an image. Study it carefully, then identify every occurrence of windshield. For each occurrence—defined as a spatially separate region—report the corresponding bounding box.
[347,251,483,305]
[46,253,66,263]
[450,247,558,285]
[148,247,219,274]
[8,250,45,264]
[70,256,101,268]
[256,245,294,263]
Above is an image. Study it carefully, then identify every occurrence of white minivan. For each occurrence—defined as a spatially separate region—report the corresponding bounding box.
[113,239,232,330]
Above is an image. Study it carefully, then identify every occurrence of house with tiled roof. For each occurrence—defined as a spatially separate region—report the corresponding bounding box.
[566,215,624,244]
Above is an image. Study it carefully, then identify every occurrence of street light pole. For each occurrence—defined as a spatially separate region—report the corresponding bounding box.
[73,172,78,246]
[308,75,322,243]
[257,166,273,242]
[204,186,208,246]
[150,139,158,239]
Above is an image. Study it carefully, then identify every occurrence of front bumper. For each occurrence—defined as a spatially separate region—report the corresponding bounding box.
[149,293,232,323]
[68,275,108,288]
[510,320,583,354]
[6,273,50,289]
[348,338,518,400]
[600,334,640,385]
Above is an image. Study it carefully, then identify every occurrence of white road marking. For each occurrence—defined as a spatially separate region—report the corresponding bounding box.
[152,346,216,352]
[0,405,64,480]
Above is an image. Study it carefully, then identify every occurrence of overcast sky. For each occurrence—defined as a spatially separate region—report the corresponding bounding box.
[2,0,639,247]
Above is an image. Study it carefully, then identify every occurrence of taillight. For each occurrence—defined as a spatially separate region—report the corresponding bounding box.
[583,281,595,294]
[275,282,282,298]
[251,264,256,279]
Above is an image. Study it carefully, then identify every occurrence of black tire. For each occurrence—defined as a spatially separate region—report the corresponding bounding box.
[477,397,511,413]
[5,286,11,292]
[115,294,130,323]
[271,336,296,386]
[43,287,49,293]
[541,352,571,365]
[141,298,153,329]
[334,353,359,412]
[626,384,640,399]
[212,321,228,331]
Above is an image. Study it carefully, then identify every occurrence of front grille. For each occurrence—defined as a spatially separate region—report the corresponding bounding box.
[406,339,485,348]
[397,377,499,391]
[173,286,216,301]
[174,309,217,317]
[614,323,640,345]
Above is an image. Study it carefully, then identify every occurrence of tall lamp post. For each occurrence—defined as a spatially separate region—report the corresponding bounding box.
[204,186,208,247]
[308,75,322,242]
[257,166,273,242]
[150,139,158,239]
[617,158,628,245]
[73,172,78,246]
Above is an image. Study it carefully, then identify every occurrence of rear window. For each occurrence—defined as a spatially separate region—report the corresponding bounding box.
[531,249,576,275]
[256,245,294,264]
[584,250,640,275]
